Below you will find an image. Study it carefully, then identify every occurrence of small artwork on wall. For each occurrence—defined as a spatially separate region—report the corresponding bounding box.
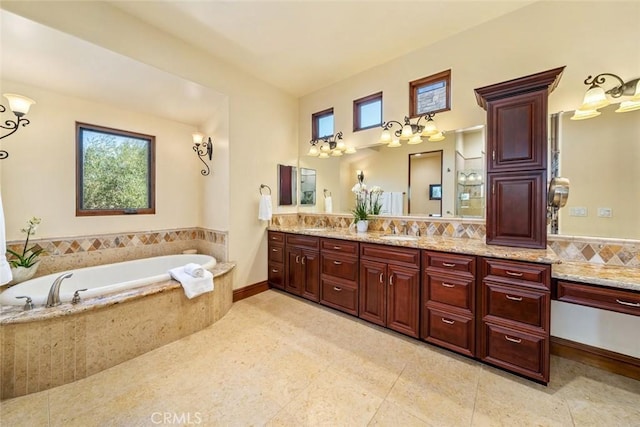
[429,184,442,200]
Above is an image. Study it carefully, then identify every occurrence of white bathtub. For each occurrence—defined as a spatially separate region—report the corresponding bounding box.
[0,254,216,306]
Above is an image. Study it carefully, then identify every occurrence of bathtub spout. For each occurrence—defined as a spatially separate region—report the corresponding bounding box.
[46,272,73,307]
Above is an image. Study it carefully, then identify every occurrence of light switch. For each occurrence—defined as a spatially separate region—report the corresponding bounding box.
[569,207,587,217]
[597,208,612,218]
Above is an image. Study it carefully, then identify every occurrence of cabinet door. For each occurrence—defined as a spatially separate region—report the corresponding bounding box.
[301,249,320,302]
[286,248,303,295]
[487,90,546,172]
[486,170,546,249]
[359,260,386,327]
[387,264,420,338]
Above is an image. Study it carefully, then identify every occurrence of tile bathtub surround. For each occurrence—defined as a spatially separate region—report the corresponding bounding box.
[5,227,228,278]
[0,264,234,400]
[2,290,638,425]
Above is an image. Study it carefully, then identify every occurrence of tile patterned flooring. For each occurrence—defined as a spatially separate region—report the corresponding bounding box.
[2,290,639,426]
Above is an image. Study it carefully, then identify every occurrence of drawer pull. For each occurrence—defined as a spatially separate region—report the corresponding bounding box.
[441,282,455,288]
[504,335,522,344]
[333,286,342,292]
[442,262,456,268]
[295,255,300,264]
[333,246,341,250]
[441,318,455,325]
[301,256,306,265]
[272,248,279,252]
[505,295,523,302]
[616,299,640,307]
[390,274,394,286]
[333,261,342,265]
[379,273,384,284]
[271,269,278,273]
[505,270,523,277]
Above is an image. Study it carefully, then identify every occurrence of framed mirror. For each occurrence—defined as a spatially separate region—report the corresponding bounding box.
[408,150,443,216]
[300,168,317,205]
[278,164,297,206]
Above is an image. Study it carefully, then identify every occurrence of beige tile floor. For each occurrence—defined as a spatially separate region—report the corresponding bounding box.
[2,289,639,426]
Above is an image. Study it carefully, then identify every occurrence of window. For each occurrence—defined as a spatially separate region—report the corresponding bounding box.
[76,122,155,216]
[409,69,451,118]
[353,92,382,131]
[311,108,334,140]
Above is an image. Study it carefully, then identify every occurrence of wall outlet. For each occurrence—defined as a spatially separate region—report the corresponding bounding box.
[597,207,613,218]
[569,207,588,217]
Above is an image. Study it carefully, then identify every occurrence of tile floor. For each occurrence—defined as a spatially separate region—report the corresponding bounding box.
[1,290,639,426]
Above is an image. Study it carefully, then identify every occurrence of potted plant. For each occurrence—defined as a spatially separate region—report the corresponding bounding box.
[7,217,43,284]
[351,183,370,232]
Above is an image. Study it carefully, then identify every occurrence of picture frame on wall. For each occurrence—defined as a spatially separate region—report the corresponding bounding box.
[429,184,442,200]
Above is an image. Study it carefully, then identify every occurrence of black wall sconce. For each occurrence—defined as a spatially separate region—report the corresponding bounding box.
[192,132,213,176]
[1,93,36,159]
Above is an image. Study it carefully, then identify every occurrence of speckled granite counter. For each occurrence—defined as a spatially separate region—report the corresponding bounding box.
[553,261,640,293]
[0,262,235,325]
[268,226,559,264]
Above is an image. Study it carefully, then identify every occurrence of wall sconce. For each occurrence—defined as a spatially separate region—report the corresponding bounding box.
[192,132,213,176]
[571,73,640,120]
[380,112,444,147]
[356,169,364,184]
[0,93,36,159]
[307,131,356,159]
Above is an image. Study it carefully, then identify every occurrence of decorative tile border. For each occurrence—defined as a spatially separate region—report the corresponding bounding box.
[548,235,640,267]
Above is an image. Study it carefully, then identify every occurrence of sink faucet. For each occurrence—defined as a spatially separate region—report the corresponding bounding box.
[46,272,73,307]
[394,221,408,235]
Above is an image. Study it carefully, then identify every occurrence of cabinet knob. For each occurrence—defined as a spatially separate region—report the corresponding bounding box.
[504,335,522,344]
[505,295,523,302]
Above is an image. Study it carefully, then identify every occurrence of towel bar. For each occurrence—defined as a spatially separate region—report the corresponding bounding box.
[259,184,272,195]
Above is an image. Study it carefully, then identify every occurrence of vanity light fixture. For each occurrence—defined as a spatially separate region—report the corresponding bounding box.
[380,112,444,147]
[192,132,213,176]
[571,73,640,120]
[307,131,356,159]
[0,93,36,159]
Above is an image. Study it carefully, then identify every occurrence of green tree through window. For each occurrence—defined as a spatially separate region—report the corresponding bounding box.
[76,122,155,216]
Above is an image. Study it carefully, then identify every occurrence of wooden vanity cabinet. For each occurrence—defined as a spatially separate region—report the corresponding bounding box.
[422,251,477,357]
[285,234,320,301]
[319,238,360,316]
[479,257,551,383]
[554,280,640,317]
[267,231,285,290]
[359,243,420,338]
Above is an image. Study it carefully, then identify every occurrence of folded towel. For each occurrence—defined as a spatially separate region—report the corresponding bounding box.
[258,194,272,221]
[169,267,214,299]
[325,196,333,213]
[184,262,204,278]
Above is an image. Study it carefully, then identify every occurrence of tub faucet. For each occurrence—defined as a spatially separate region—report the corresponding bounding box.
[46,272,73,307]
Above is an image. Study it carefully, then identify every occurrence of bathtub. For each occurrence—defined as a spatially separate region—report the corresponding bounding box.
[0,253,216,306]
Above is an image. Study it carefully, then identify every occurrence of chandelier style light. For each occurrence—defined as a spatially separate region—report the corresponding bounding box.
[571,73,640,120]
[308,131,356,158]
[379,112,444,147]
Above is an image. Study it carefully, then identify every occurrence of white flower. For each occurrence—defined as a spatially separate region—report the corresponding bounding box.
[370,186,383,194]
[351,183,367,193]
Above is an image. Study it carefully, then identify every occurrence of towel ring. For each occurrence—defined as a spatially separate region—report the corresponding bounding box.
[323,189,331,198]
[259,184,272,195]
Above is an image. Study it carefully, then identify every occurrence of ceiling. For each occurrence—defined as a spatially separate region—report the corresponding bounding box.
[111,1,534,97]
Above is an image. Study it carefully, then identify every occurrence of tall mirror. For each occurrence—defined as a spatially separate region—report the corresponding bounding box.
[278,164,297,206]
[408,150,443,216]
[300,168,316,205]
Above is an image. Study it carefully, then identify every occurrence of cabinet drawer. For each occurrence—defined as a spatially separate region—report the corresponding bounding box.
[424,307,474,357]
[482,323,548,383]
[556,281,640,317]
[425,251,476,275]
[320,279,358,316]
[268,231,284,243]
[268,262,284,289]
[483,258,550,290]
[426,273,474,311]
[268,244,284,263]
[484,283,548,330]
[286,234,319,250]
[321,238,359,256]
[361,243,420,268]
[321,254,358,282]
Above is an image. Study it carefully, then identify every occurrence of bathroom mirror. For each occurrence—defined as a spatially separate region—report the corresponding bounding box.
[554,105,640,239]
[278,164,297,206]
[408,150,443,216]
[299,168,316,205]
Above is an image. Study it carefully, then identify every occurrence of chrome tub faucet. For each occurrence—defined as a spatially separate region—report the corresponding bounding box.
[46,272,73,307]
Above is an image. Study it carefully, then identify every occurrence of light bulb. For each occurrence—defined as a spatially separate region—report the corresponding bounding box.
[579,85,609,110]
[421,118,438,136]
[400,124,414,139]
[380,129,392,143]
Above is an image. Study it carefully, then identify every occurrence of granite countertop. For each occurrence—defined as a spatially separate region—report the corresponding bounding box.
[268,226,560,264]
[553,261,640,293]
[0,262,235,325]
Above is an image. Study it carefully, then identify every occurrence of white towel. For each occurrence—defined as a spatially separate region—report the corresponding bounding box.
[258,194,272,221]
[169,266,214,299]
[325,196,333,213]
[0,192,12,286]
[184,262,204,278]
[378,193,392,215]
[390,192,404,216]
